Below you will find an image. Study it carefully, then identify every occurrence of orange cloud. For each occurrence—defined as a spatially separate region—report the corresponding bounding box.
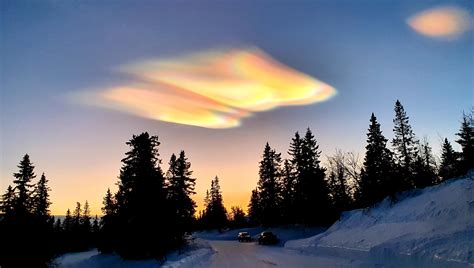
[77,48,336,128]
[408,6,471,39]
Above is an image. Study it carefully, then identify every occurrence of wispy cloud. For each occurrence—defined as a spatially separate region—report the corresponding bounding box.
[407,6,471,39]
[75,48,336,128]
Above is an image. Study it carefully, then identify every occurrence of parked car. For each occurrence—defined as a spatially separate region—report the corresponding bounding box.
[237,232,252,242]
[257,231,279,245]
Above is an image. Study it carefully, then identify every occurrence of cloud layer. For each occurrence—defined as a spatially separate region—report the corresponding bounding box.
[408,6,471,39]
[78,48,336,128]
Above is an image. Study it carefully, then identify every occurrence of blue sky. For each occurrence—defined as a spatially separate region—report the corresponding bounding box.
[1,0,472,214]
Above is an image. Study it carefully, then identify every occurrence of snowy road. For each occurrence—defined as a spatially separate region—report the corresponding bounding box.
[202,240,360,268]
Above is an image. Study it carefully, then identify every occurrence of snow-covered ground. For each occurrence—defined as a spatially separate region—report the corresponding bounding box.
[286,175,474,267]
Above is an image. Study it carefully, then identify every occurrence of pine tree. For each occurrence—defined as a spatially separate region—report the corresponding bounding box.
[248,188,261,225]
[456,111,474,174]
[412,138,437,188]
[439,138,459,181]
[256,143,282,226]
[230,206,246,228]
[280,159,295,223]
[92,215,100,233]
[392,100,419,189]
[63,209,73,232]
[54,218,62,233]
[82,200,91,233]
[204,176,227,230]
[166,150,196,239]
[291,128,331,225]
[0,185,15,217]
[72,202,82,233]
[33,173,51,221]
[98,188,117,253]
[360,113,396,206]
[12,154,36,217]
[327,158,351,213]
[114,132,169,258]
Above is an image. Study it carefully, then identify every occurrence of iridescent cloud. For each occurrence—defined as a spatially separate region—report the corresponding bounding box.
[78,48,336,128]
[407,6,471,38]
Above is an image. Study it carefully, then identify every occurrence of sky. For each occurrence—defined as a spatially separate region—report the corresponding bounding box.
[1,0,473,216]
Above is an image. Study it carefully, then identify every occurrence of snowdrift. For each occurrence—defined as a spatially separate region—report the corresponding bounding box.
[286,174,474,267]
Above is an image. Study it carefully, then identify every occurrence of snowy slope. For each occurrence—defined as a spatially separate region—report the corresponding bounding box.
[286,174,474,267]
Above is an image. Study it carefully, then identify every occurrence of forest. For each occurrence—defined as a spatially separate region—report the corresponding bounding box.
[0,100,472,267]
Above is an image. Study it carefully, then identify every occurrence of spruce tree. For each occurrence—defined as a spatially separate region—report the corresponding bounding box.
[456,111,474,174]
[82,200,91,233]
[33,173,51,221]
[204,176,227,230]
[392,100,419,189]
[63,209,73,233]
[12,154,36,217]
[72,202,82,233]
[98,188,117,253]
[114,132,169,258]
[230,206,246,228]
[280,159,295,223]
[412,139,437,188]
[257,143,282,226]
[248,188,261,225]
[92,215,100,233]
[291,128,331,225]
[360,113,395,206]
[439,138,459,181]
[0,185,15,217]
[166,150,196,240]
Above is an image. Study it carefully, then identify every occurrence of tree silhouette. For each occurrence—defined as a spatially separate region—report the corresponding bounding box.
[248,188,261,225]
[33,173,51,222]
[412,138,437,188]
[166,150,196,241]
[295,128,332,225]
[203,176,227,230]
[280,159,295,223]
[0,185,15,218]
[392,100,418,190]
[439,138,459,181]
[456,111,474,174]
[12,154,36,217]
[359,113,396,206]
[257,143,282,226]
[113,132,170,258]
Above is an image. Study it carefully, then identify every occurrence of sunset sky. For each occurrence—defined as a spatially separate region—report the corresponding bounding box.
[1,0,473,216]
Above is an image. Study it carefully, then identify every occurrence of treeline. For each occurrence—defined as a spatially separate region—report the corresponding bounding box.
[248,101,473,227]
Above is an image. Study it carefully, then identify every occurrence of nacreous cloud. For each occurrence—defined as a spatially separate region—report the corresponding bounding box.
[77,48,336,128]
[407,6,471,38]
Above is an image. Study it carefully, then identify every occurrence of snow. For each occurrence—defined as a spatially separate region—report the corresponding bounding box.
[286,174,474,267]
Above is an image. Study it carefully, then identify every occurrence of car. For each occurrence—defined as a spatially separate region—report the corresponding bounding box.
[257,231,279,245]
[237,231,252,242]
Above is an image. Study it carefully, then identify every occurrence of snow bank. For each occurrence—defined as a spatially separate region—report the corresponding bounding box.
[286,175,474,267]
[55,238,214,268]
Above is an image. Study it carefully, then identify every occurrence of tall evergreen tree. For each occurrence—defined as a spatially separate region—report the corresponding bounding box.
[63,209,73,233]
[32,173,51,221]
[257,143,282,226]
[280,159,295,223]
[12,154,36,217]
[114,132,169,258]
[82,200,91,233]
[98,188,117,253]
[248,188,261,225]
[0,185,15,217]
[166,150,196,239]
[72,202,82,233]
[456,111,474,174]
[204,176,227,230]
[439,138,459,181]
[360,113,396,206]
[291,128,331,225]
[412,139,437,188]
[392,100,419,189]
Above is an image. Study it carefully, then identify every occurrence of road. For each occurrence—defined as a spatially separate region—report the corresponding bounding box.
[203,240,362,268]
